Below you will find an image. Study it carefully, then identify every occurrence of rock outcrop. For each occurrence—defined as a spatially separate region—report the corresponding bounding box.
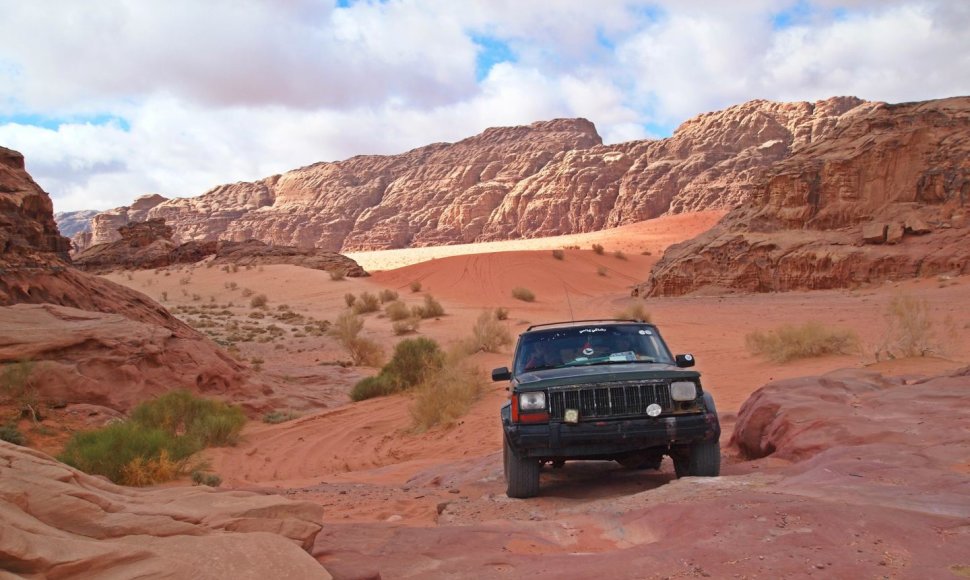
[638,97,970,296]
[74,98,867,252]
[0,441,330,579]
[0,147,290,413]
[72,218,368,276]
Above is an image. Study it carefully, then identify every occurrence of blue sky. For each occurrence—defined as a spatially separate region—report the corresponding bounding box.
[0,0,967,212]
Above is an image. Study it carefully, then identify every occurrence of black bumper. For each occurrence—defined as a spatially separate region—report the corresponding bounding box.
[504,412,720,460]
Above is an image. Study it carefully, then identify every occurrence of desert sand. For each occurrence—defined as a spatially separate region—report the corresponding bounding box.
[66,211,970,578]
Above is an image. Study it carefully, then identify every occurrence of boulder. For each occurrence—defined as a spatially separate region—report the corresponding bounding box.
[862,222,887,244]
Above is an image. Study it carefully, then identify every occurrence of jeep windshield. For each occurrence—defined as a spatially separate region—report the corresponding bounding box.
[512,323,675,375]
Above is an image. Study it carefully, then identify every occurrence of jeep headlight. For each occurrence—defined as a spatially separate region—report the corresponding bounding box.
[519,391,546,411]
[670,381,697,401]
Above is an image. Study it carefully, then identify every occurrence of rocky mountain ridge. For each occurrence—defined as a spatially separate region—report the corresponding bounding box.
[638,96,970,296]
[66,97,867,252]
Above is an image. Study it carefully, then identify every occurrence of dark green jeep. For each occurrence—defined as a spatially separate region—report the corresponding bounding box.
[492,319,720,498]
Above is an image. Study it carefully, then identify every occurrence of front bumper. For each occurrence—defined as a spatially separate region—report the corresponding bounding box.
[504,412,720,460]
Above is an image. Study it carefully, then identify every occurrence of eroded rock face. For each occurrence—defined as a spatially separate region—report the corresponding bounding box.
[78,98,867,251]
[638,97,970,296]
[0,441,330,579]
[0,148,290,413]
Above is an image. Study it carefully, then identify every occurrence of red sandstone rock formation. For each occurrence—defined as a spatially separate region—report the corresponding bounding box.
[0,441,330,578]
[638,97,970,296]
[74,98,866,252]
[0,148,288,413]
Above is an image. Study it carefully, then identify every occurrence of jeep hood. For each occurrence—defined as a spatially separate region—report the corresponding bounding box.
[514,363,700,388]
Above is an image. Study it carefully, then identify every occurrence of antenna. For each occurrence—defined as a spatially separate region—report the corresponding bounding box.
[562,282,575,321]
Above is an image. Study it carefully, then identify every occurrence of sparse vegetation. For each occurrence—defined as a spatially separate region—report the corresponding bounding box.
[552,249,565,260]
[613,250,627,260]
[615,303,651,322]
[495,307,509,321]
[58,391,245,486]
[328,311,384,366]
[191,470,222,487]
[877,293,952,359]
[0,423,25,445]
[409,280,422,293]
[262,410,300,424]
[597,266,608,277]
[385,300,411,321]
[392,317,421,335]
[746,321,860,363]
[511,287,536,302]
[379,289,399,303]
[352,291,380,314]
[350,338,444,401]
[1,360,41,422]
[344,293,357,307]
[410,351,486,432]
[241,288,254,298]
[412,294,445,319]
[329,269,347,281]
[462,309,513,354]
[250,294,268,309]
[592,243,604,255]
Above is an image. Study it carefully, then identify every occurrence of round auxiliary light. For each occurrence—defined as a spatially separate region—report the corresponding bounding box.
[646,403,662,417]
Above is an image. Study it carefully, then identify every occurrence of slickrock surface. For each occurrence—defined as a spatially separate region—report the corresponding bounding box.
[72,218,367,276]
[0,441,330,579]
[72,97,866,252]
[639,97,970,296]
[0,147,296,413]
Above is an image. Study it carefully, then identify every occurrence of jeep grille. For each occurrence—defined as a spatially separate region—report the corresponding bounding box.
[548,380,672,421]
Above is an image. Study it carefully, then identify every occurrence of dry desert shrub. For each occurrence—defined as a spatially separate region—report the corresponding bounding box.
[191,470,222,487]
[410,351,486,432]
[352,291,380,314]
[379,289,399,303]
[552,249,565,260]
[511,287,535,302]
[746,321,860,363]
[462,309,513,354]
[409,280,422,293]
[249,293,268,309]
[876,293,956,359]
[328,311,385,367]
[613,250,627,260]
[1,359,40,422]
[597,266,608,277]
[0,423,25,445]
[262,410,300,424]
[329,269,346,281]
[591,243,605,255]
[392,317,421,335]
[344,293,357,307]
[495,307,509,321]
[385,300,411,321]
[614,303,651,322]
[412,294,445,319]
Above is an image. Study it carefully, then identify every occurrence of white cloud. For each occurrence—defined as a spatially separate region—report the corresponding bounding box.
[0,0,967,213]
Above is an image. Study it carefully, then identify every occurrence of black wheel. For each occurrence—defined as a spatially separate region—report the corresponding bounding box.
[672,440,721,478]
[616,453,662,470]
[504,436,540,498]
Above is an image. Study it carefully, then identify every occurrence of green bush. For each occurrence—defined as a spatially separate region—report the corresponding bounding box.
[746,322,860,363]
[130,389,246,447]
[59,391,247,486]
[350,338,444,401]
[511,287,535,302]
[0,423,25,445]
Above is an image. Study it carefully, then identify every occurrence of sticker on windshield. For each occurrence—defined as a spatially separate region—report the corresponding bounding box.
[638,329,653,335]
[579,328,606,334]
[582,347,595,356]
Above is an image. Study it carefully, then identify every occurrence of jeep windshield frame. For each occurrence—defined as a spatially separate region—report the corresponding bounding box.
[512,322,675,375]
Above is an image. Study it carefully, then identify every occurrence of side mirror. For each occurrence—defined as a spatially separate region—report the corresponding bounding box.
[491,367,512,381]
[675,354,695,368]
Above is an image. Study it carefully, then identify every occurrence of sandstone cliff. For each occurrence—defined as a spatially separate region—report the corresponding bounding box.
[72,217,368,276]
[637,97,970,296]
[73,98,866,252]
[0,147,289,413]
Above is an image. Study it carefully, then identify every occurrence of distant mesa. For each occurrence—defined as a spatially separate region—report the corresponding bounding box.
[64,97,867,253]
[72,217,367,276]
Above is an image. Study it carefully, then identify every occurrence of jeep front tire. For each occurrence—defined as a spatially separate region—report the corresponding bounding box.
[504,436,540,498]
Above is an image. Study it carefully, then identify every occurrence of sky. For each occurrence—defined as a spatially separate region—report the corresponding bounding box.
[0,1,968,213]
